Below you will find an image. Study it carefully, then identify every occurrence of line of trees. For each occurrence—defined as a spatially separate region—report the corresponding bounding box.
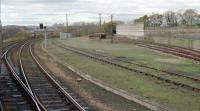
[3,26,32,40]
[135,9,200,27]
[52,21,124,36]
[99,21,124,34]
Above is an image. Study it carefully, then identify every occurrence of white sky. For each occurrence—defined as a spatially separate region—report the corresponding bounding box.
[2,0,200,25]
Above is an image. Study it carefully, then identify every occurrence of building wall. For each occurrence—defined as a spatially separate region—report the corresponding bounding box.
[60,32,72,39]
[116,22,144,37]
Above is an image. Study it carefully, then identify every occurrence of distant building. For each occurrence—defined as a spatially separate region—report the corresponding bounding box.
[33,28,55,38]
[116,22,144,37]
[160,16,168,27]
[60,32,72,39]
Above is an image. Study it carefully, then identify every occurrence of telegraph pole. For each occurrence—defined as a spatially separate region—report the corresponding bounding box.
[44,26,47,48]
[99,13,102,32]
[66,13,68,32]
[0,0,2,71]
[110,15,114,43]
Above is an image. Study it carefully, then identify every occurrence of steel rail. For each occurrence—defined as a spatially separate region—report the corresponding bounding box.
[19,42,34,93]
[65,45,200,82]
[0,100,3,111]
[150,41,200,54]
[132,39,200,54]
[3,43,42,111]
[19,42,47,111]
[150,44,200,56]
[53,42,200,83]
[30,43,86,111]
[1,42,19,59]
[21,41,72,110]
[140,43,200,57]
[59,45,200,93]
[118,38,200,61]
[137,44,200,61]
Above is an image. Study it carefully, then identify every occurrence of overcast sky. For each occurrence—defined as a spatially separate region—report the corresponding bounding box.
[2,0,200,26]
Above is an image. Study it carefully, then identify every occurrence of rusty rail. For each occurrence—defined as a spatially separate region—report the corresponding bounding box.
[58,45,200,93]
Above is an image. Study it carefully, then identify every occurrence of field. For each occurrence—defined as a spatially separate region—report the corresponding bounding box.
[53,37,200,77]
[45,37,200,111]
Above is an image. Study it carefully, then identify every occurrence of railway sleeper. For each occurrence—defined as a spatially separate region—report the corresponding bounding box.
[66,47,200,93]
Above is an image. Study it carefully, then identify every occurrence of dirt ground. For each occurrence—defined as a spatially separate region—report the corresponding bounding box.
[34,41,151,111]
[155,58,183,64]
[35,43,115,111]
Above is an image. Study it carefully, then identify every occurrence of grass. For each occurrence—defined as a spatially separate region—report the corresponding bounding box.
[51,37,200,78]
[151,36,200,49]
[46,39,200,111]
[58,64,151,111]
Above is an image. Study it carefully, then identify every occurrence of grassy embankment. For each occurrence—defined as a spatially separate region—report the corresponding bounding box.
[54,37,200,77]
[46,37,200,111]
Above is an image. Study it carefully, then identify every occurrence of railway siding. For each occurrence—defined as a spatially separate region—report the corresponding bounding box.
[54,44,200,93]
[43,40,200,111]
[53,38,200,78]
[21,43,81,111]
[64,45,200,84]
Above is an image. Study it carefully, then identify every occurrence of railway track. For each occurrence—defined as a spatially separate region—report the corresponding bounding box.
[0,61,36,111]
[116,37,200,61]
[150,42,200,54]
[52,43,200,93]
[19,41,88,111]
[2,40,89,111]
[134,42,200,62]
[0,61,34,111]
[60,45,200,82]
[2,43,42,111]
[137,44,200,61]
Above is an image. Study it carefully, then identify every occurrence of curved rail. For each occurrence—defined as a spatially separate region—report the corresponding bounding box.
[3,43,42,111]
[30,43,86,111]
[19,42,47,111]
[1,42,19,59]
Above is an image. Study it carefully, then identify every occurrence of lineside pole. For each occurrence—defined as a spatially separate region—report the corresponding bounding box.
[44,27,47,48]
[0,0,2,72]
[66,13,68,32]
[110,15,113,43]
[99,13,102,32]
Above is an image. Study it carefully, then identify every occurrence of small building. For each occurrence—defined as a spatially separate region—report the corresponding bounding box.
[116,22,144,38]
[160,16,168,27]
[60,32,72,39]
[33,28,55,38]
[89,33,107,39]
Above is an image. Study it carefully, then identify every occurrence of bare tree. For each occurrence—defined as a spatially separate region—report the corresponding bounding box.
[146,14,163,27]
[183,9,198,25]
[164,11,177,26]
[176,10,186,25]
[136,9,200,27]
